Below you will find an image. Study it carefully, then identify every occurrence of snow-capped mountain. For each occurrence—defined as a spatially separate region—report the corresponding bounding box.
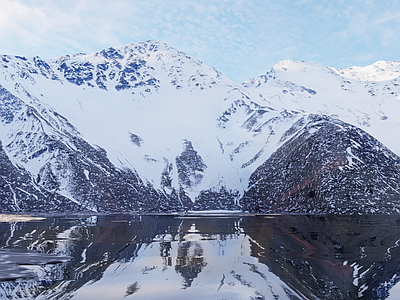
[1,40,400,213]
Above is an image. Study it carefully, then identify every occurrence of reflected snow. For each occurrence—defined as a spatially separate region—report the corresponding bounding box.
[0,249,71,281]
[1,214,400,299]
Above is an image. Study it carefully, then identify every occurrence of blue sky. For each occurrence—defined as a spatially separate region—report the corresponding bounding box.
[1,0,400,81]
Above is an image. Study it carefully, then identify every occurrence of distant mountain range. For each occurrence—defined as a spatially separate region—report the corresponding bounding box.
[1,40,400,213]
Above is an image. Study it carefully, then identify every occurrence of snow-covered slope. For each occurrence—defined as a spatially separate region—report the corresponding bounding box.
[244,59,400,154]
[1,40,400,213]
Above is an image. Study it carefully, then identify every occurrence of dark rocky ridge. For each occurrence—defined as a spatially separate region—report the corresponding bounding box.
[241,114,400,214]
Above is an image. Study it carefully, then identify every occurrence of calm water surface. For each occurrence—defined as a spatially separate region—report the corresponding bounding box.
[1,214,400,299]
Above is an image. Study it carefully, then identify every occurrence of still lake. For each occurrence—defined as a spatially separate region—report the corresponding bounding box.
[1,213,400,299]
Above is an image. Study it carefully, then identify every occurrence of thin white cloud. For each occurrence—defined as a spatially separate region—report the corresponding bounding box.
[375,11,400,25]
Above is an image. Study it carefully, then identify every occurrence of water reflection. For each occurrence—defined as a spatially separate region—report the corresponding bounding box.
[0,214,400,299]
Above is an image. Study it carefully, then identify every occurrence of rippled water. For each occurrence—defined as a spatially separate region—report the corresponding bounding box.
[1,214,400,299]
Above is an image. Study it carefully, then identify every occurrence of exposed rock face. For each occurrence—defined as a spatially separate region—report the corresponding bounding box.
[241,115,400,214]
[176,140,207,189]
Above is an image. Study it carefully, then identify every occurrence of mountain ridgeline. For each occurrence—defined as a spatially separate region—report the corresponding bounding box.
[1,40,400,214]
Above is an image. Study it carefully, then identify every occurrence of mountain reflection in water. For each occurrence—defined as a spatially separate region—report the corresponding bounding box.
[1,214,400,299]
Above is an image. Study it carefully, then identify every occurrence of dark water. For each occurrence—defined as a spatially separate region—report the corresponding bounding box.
[1,214,400,299]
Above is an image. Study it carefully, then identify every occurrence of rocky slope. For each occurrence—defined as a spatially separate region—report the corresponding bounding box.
[241,114,400,214]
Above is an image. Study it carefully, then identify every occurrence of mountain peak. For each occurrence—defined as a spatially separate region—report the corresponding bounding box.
[272,60,335,75]
[99,40,172,58]
[90,40,198,64]
[330,60,400,82]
